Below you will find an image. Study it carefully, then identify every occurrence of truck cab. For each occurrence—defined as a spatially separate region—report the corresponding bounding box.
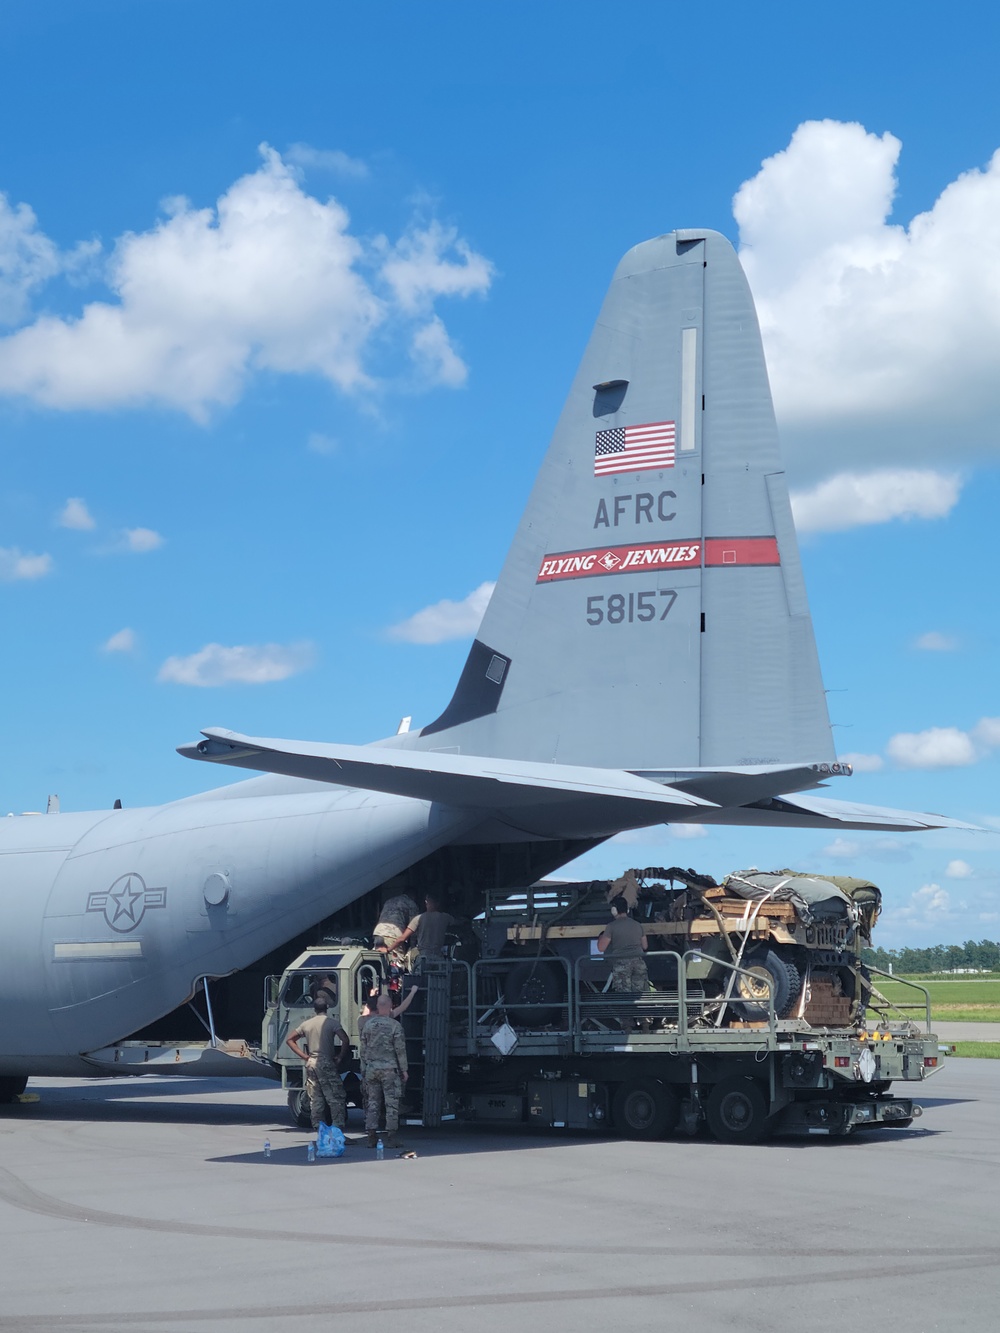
[263,944,387,1125]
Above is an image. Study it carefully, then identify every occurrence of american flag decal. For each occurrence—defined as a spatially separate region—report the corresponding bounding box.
[594,421,675,476]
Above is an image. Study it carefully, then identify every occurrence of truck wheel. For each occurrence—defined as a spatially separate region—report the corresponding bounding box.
[731,948,800,1020]
[504,959,566,1026]
[287,1089,312,1129]
[706,1077,773,1143]
[0,1076,27,1103]
[612,1079,679,1139]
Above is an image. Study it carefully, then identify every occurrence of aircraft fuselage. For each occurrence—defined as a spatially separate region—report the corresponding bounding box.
[0,786,471,1076]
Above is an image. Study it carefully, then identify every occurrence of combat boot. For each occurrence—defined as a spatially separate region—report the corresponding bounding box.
[386,1132,403,1149]
[367,1131,378,1149]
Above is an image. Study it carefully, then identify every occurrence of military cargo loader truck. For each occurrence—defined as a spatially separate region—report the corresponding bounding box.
[263,868,941,1143]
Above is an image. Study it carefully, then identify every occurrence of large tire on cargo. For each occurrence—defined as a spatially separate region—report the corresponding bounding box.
[731,947,800,1020]
[287,1088,312,1129]
[706,1076,773,1143]
[503,959,566,1026]
[612,1078,679,1140]
[0,1075,27,1103]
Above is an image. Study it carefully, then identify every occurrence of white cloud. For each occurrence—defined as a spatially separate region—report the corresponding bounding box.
[306,431,337,455]
[914,630,959,652]
[886,717,1000,769]
[789,469,961,533]
[670,823,709,840]
[839,751,884,773]
[0,147,492,418]
[387,581,495,645]
[735,120,1000,471]
[890,882,953,927]
[57,496,96,531]
[972,717,1000,748]
[0,194,61,324]
[285,143,369,179]
[410,315,468,387]
[886,726,977,769]
[157,640,316,687]
[820,837,861,859]
[379,219,493,314]
[0,547,53,581]
[102,628,136,653]
[945,859,974,880]
[122,527,164,553]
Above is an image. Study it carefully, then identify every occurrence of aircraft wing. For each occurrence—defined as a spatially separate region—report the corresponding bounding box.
[178,728,717,838]
[179,728,977,837]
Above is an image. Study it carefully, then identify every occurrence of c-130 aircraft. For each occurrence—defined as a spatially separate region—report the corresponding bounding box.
[0,229,966,1101]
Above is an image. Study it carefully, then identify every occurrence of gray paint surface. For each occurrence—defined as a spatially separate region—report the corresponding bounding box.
[401,230,832,768]
[0,1064,995,1329]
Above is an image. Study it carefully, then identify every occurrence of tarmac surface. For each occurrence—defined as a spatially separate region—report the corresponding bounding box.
[1,1064,998,1333]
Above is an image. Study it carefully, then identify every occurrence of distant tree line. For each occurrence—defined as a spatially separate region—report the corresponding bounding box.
[862,940,1000,973]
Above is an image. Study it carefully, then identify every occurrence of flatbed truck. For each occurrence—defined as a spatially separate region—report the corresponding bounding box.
[263,878,941,1144]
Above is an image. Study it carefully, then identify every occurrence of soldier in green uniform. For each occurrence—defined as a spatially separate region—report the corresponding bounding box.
[359,992,408,1148]
[597,895,649,1029]
[286,996,350,1134]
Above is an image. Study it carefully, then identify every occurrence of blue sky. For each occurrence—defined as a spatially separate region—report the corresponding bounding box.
[2,2,999,946]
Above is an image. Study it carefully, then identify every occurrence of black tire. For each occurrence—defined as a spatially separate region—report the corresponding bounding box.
[503,959,566,1026]
[0,1076,27,1103]
[731,948,801,1020]
[706,1077,773,1143]
[612,1079,679,1140]
[287,1088,312,1129]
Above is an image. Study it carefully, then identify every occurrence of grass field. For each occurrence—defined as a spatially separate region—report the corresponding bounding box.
[948,1042,1000,1059]
[871,977,1000,1023]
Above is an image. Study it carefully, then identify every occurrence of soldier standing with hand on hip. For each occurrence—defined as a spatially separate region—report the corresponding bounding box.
[285,996,350,1134]
[360,993,408,1149]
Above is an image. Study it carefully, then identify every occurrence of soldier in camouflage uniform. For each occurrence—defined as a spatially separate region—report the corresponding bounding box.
[286,996,350,1133]
[597,895,649,1030]
[359,993,408,1148]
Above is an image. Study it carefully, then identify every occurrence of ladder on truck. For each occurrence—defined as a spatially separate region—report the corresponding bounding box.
[405,959,452,1127]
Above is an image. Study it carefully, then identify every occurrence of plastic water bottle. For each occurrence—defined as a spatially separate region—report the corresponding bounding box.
[263,1139,271,1159]
[307,1141,316,1163]
[376,1136,384,1160]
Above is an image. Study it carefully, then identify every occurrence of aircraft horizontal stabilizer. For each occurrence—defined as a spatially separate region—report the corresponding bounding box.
[179,729,977,838]
[709,791,981,834]
[179,728,716,839]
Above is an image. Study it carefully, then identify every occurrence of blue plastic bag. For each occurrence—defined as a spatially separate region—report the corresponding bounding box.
[316,1123,345,1158]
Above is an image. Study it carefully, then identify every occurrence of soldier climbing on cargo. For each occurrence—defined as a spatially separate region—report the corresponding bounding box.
[360,993,408,1149]
[372,892,420,954]
[285,996,351,1135]
[598,895,649,1030]
[383,892,456,968]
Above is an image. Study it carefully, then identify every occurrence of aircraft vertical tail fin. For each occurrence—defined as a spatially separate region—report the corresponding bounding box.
[406,230,834,769]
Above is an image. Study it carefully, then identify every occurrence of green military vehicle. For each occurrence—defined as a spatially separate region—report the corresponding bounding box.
[263,867,940,1144]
